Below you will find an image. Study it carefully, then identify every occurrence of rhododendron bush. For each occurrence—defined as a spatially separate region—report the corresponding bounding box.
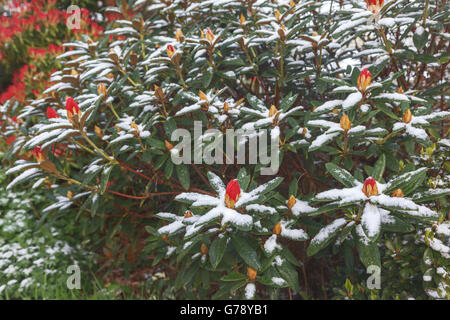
[1,0,449,300]
[0,0,103,94]
[0,0,105,151]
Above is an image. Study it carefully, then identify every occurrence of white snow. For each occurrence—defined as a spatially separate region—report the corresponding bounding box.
[271,277,287,286]
[342,91,362,110]
[310,218,347,246]
[290,199,317,216]
[7,168,40,190]
[245,283,256,299]
[314,100,342,114]
[361,202,381,239]
[245,204,276,215]
[264,234,281,254]
[281,222,308,240]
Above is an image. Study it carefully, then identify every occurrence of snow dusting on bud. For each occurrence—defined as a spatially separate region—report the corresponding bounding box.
[362,177,379,197]
[205,28,215,42]
[184,210,193,218]
[391,189,403,198]
[97,83,107,96]
[357,68,371,92]
[268,105,278,117]
[32,146,44,163]
[366,0,384,14]
[166,44,175,58]
[225,179,241,208]
[240,13,246,24]
[275,9,281,21]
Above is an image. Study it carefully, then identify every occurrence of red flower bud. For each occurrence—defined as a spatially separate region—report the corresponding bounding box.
[357,68,371,92]
[391,189,403,198]
[206,28,215,42]
[247,267,257,281]
[46,107,60,119]
[166,44,175,58]
[5,136,16,144]
[200,243,208,255]
[32,146,44,163]
[362,177,379,197]
[65,97,80,120]
[340,113,351,131]
[273,222,282,235]
[402,109,412,124]
[365,0,384,13]
[225,179,241,208]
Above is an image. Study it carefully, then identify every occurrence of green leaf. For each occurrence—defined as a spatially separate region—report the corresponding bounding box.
[209,236,228,269]
[164,118,177,136]
[401,169,427,195]
[154,155,168,170]
[307,218,347,256]
[176,164,190,190]
[164,160,174,179]
[276,261,299,292]
[412,188,450,203]
[374,102,400,121]
[100,165,114,194]
[288,178,298,197]
[308,201,353,215]
[231,235,261,270]
[147,137,166,150]
[246,94,266,112]
[316,77,327,94]
[325,162,358,187]
[251,177,284,197]
[175,262,200,290]
[202,66,213,88]
[371,153,385,181]
[382,215,414,233]
[339,222,356,243]
[343,243,354,271]
[177,238,200,263]
[207,171,225,195]
[237,168,250,191]
[356,229,381,269]
[280,93,298,112]
[384,167,427,194]
[413,29,428,51]
[220,272,247,282]
[281,247,301,267]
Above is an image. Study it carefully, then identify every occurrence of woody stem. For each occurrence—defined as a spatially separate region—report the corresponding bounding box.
[108,103,121,119]
[80,132,117,164]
